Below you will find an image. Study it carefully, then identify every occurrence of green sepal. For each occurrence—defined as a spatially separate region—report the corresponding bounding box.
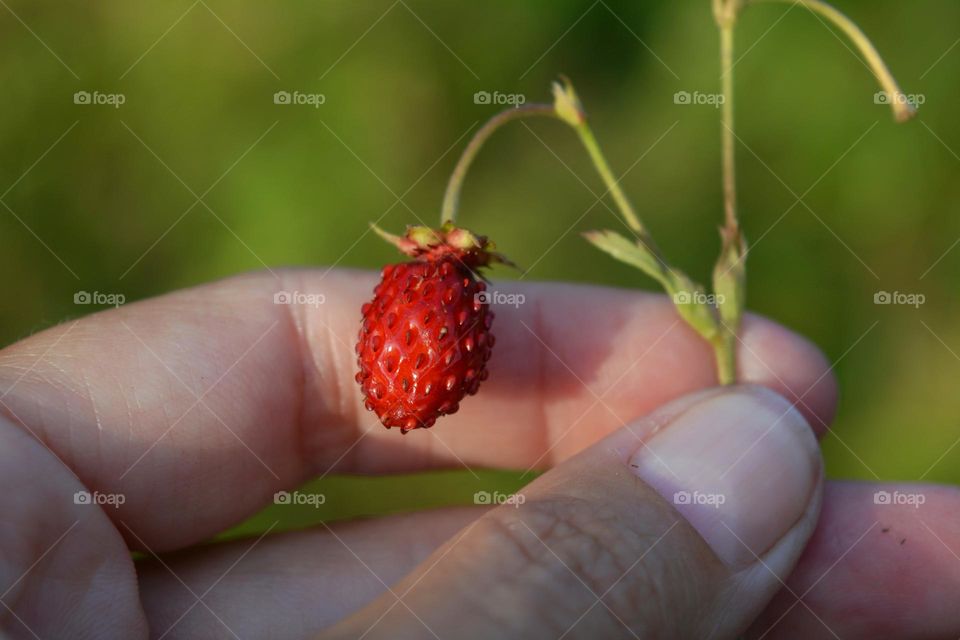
[711,226,747,332]
[552,75,585,127]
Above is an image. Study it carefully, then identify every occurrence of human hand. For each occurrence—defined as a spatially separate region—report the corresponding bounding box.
[0,269,956,639]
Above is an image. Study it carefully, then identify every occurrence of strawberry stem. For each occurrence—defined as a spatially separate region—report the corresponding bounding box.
[442,81,665,265]
[441,104,558,225]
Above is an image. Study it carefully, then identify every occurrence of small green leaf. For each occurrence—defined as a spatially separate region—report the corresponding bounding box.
[582,230,668,288]
[667,271,720,340]
[584,229,720,340]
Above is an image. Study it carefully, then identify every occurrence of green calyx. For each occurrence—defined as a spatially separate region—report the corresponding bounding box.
[370,221,514,269]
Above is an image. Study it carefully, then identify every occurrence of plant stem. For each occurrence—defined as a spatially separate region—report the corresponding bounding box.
[708,0,743,386]
[719,22,738,235]
[749,0,916,122]
[569,121,668,265]
[441,104,557,225]
[713,310,739,385]
[441,100,665,268]
[571,125,643,234]
[712,334,737,385]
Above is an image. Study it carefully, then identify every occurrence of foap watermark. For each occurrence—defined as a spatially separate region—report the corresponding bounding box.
[74,290,125,307]
[874,490,926,508]
[474,90,526,106]
[74,90,126,108]
[273,90,326,108]
[673,490,726,509]
[274,490,326,507]
[473,490,526,508]
[673,90,725,108]
[475,290,525,308]
[673,291,725,306]
[874,290,925,308]
[274,290,325,307]
[74,490,126,509]
[874,91,925,108]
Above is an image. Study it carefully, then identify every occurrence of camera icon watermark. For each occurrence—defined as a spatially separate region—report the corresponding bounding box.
[873,490,925,508]
[874,290,925,308]
[74,490,126,509]
[673,290,725,306]
[473,90,526,106]
[473,490,525,508]
[673,490,726,509]
[73,90,126,108]
[673,90,725,108]
[273,90,326,108]
[474,290,525,308]
[874,91,925,107]
[273,490,326,507]
[274,290,326,307]
[74,290,126,307]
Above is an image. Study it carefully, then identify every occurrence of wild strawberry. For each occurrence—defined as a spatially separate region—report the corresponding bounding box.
[356,223,509,433]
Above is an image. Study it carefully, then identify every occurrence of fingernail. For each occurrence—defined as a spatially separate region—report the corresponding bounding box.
[629,385,820,567]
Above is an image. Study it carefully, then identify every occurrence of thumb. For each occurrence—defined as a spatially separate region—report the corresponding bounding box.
[322,385,823,640]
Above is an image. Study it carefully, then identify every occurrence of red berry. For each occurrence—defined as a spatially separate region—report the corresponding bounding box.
[356,224,508,432]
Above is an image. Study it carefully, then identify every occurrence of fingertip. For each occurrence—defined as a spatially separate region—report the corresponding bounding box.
[750,481,960,639]
[738,315,838,436]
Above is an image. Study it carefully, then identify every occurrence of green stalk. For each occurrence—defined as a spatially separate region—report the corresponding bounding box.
[710,0,743,385]
[571,125,643,233]
[749,0,916,122]
[441,104,557,225]
[719,23,737,234]
[712,335,737,385]
[705,0,918,382]
[567,122,666,263]
[440,94,666,271]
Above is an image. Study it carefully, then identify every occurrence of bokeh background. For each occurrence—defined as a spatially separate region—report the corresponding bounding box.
[1,0,958,536]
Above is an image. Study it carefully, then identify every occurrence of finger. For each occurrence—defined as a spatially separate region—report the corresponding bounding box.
[136,507,483,640]
[135,481,960,639]
[0,269,836,550]
[0,416,148,638]
[322,386,824,639]
[749,481,960,639]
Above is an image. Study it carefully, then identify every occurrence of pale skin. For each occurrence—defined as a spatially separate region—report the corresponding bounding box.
[0,269,957,638]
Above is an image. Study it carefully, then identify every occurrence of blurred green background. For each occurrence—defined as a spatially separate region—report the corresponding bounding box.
[1,0,958,536]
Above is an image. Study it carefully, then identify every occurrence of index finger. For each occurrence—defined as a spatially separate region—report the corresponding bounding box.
[0,268,836,550]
